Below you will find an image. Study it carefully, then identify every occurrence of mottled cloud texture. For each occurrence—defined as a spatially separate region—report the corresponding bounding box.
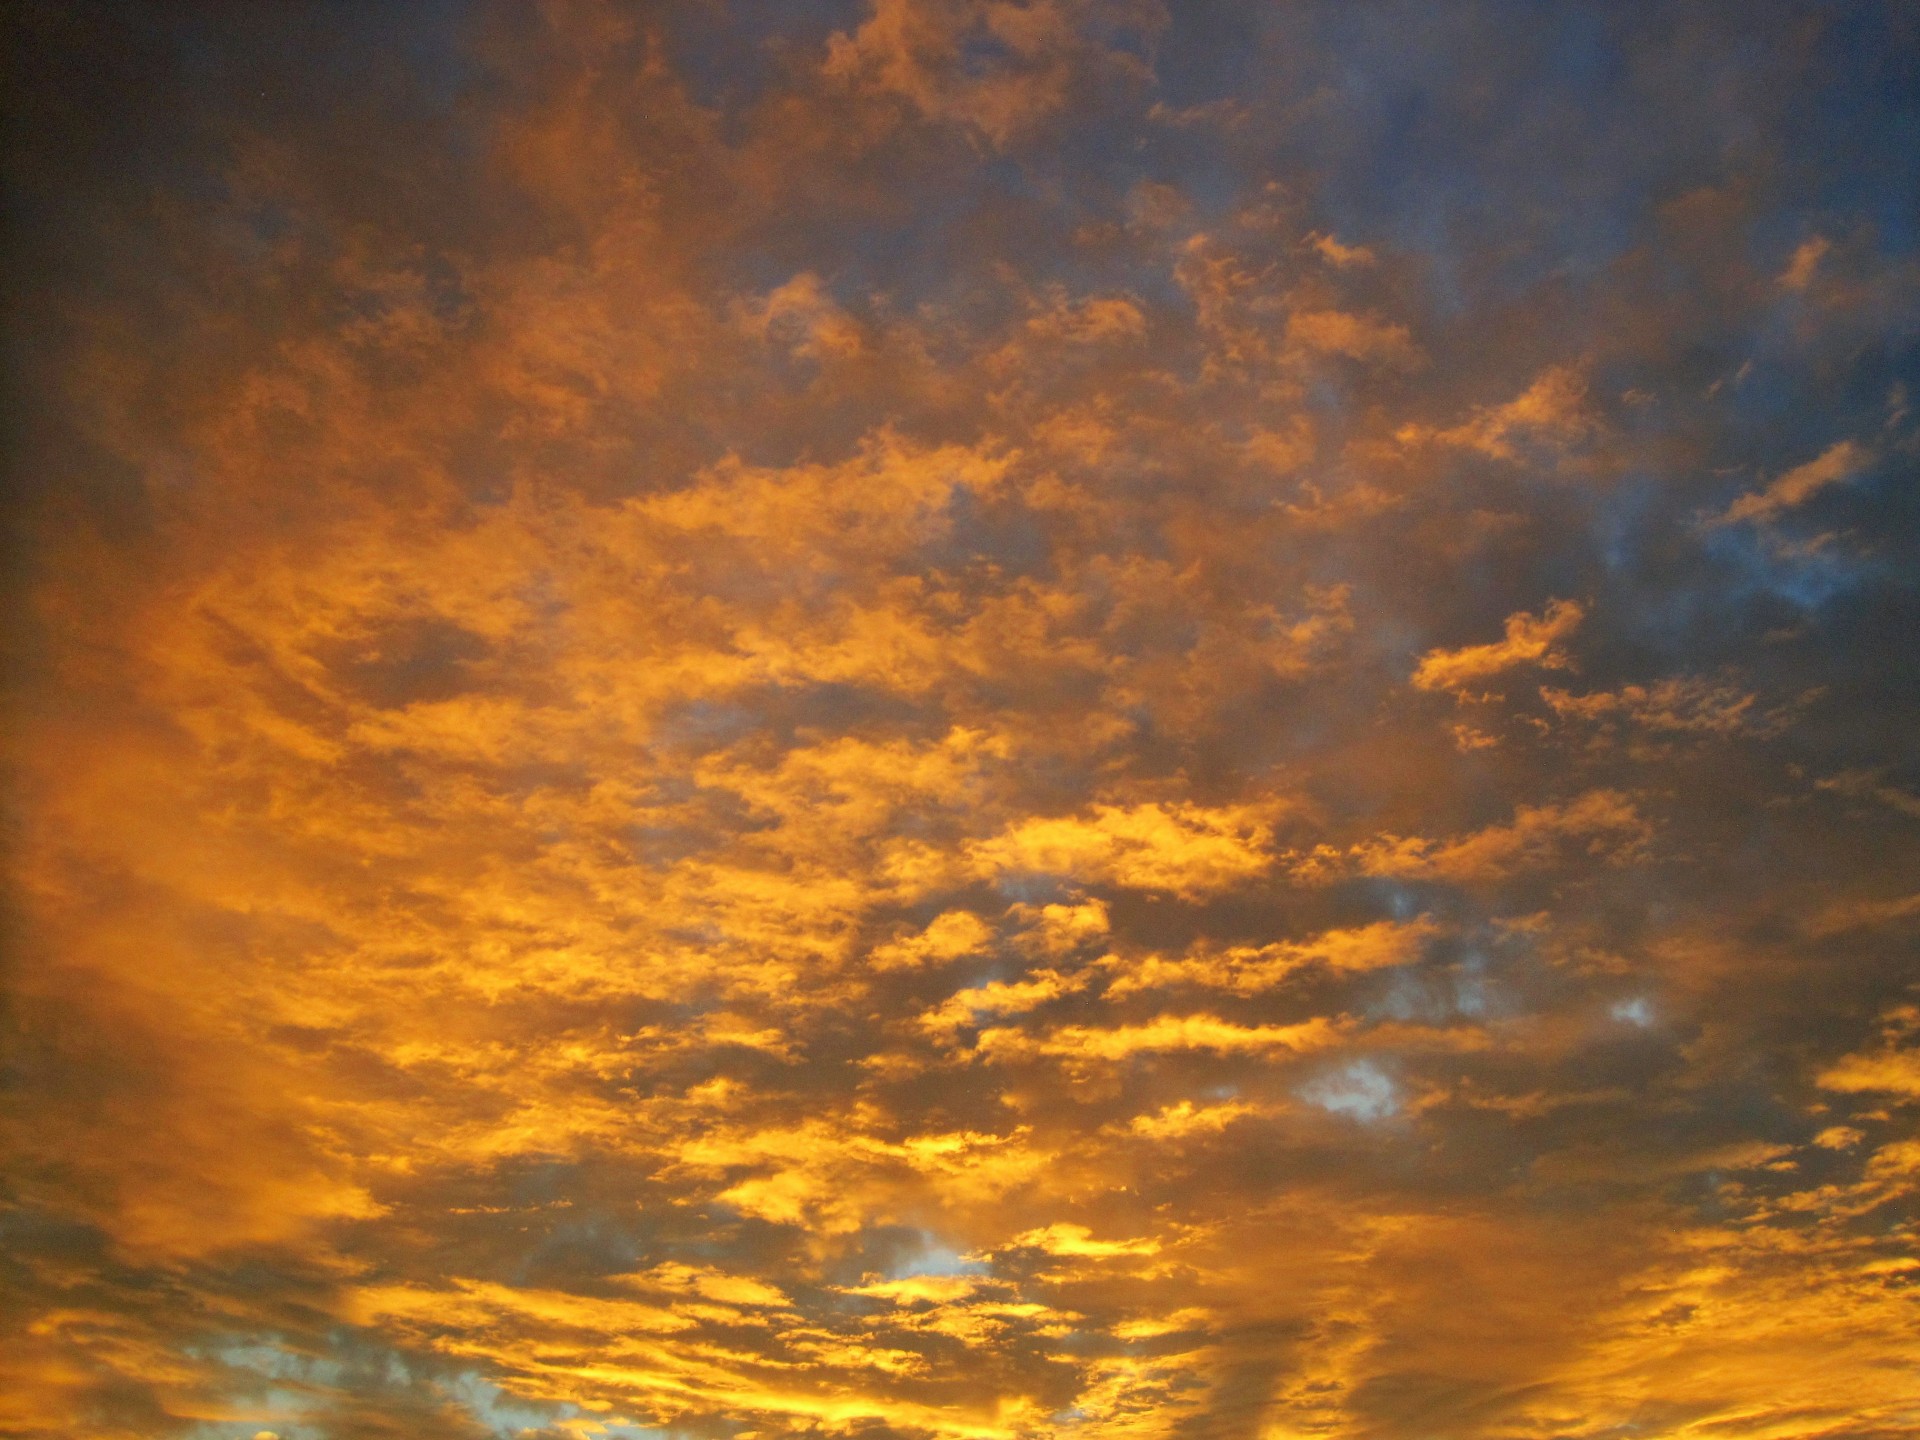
[4,4,1919,1438]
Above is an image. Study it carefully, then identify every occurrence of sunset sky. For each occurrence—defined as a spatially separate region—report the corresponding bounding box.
[4,4,1919,1438]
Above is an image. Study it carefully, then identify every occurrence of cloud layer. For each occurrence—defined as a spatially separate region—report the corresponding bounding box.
[4,4,1919,1438]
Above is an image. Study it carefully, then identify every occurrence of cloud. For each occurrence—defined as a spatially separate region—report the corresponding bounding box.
[1412,599,1586,694]
[1007,1222,1160,1257]
[919,968,1088,1039]
[1123,1098,1262,1140]
[1292,790,1650,884]
[1539,674,1778,739]
[1284,307,1421,367]
[1008,895,1110,956]
[870,909,997,970]
[980,1013,1345,1065]
[969,801,1278,898]
[1779,235,1831,291]
[1712,438,1871,525]
[1302,1059,1399,1121]
[1814,768,1920,820]
[7,5,1920,1437]
[821,0,1154,147]
[1102,918,1438,997]
[1308,232,1377,268]
[1818,1047,1920,1097]
[736,272,866,359]
[1023,288,1149,345]
[1806,890,1920,936]
[1398,366,1594,462]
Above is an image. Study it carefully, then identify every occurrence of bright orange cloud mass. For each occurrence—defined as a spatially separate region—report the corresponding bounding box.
[4,4,1919,1439]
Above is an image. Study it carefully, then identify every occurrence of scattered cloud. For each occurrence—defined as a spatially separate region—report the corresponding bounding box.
[1779,235,1831,291]
[1398,365,1594,462]
[1713,438,1871,525]
[7,6,1918,1438]
[1818,1047,1920,1097]
[969,801,1279,899]
[1308,232,1377,268]
[1540,674,1786,741]
[1413,599,1586,695]
[1285,307,1422,367]
[1293,790,1651,884]
[1807,891,1920,937]
[1815,768,1920,820]
[1103,918,1438,997]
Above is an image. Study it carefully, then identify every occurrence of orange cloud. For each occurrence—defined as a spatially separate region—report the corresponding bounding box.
[1398,364,1594,462]
[1713,438,1871,525]
[1293,790,1650,884]
[969,800,1279,898]
[1284,307,1421,367]
[1103,918,1438,997]
[1412,598,1586,694]
[8,7,1917,1436]
[1779,234,1832,291]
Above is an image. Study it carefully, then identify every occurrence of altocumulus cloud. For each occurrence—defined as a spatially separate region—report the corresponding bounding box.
[4,3,1919,1438]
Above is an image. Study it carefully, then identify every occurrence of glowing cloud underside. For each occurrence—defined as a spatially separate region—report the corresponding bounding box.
[3,4,1918,1439]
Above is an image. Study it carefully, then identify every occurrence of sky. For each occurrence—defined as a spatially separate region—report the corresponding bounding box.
[2,3,1918,1438]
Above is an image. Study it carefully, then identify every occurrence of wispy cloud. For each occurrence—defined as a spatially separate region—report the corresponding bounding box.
[1712,438,1872,526]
